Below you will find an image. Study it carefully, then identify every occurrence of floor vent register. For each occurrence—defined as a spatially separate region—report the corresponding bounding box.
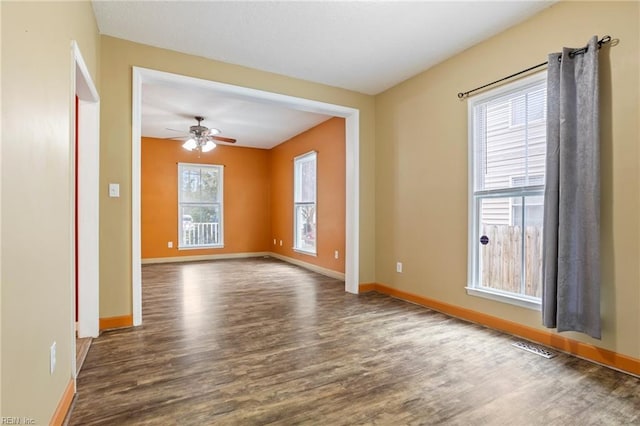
[512,341,557,359]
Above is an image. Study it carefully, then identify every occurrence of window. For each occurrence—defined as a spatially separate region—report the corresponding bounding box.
[293,151,317,254]
[467,73,546,309]
[178,163,223,249]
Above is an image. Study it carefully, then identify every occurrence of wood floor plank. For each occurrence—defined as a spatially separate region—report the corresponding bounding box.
[69,258,640,425]
[76,337,92,376]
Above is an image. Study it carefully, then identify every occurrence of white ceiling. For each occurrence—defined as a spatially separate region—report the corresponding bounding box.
[93,0,555,149]
[142,81,332,149]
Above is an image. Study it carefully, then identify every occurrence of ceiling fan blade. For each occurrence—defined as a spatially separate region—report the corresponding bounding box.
[162,136,187,140]
[211,136,236,144]
[166,127,189,134]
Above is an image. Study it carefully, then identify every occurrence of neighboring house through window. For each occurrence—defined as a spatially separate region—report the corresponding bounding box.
[178,163,224,249]
[467,73,546,309]
[293,151,317,254]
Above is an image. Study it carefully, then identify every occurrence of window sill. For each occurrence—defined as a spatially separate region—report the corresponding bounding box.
[293,248,317,257]
[465,286,541,311]
[178,245,224,251]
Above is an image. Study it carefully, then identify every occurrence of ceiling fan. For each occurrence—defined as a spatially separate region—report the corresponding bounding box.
[166,116,236,153]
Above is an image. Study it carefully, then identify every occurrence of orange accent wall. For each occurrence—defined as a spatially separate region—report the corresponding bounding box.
[269,118,346,272]
[141,117,345,274]
[141,137,271,258]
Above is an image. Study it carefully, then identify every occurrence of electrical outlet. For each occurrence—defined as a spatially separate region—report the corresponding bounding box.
[334,250,339,259]
[167,241,173,248]
[50,341,56,375]
[396,262,403,273]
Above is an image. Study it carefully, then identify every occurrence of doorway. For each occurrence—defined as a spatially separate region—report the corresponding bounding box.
[72,41,100,345]
[131,68,360,326]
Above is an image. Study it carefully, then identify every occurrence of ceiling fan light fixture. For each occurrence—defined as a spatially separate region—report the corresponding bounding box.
[176,117,233,152]
[182,138,197,151]
[201,140,216,153]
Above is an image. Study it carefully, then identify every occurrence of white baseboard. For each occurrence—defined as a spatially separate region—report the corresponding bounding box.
[141,251,345,281]
[141,252,270,264]
[268,252,345,281]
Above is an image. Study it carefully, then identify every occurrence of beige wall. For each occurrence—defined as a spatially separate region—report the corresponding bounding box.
[0,0,3,415]
[99,36,376,317]
[1,1,100,422]
[375,1,640,359]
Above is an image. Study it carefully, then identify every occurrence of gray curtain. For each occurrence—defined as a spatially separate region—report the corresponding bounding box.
[542,36,601,339]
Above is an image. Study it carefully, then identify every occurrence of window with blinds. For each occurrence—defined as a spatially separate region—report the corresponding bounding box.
[467,72,547,309]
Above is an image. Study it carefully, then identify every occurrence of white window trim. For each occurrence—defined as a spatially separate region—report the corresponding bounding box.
[465,286,541,310]
[293,151,317,255]
[467,72,546,310]
[178,162,224,250]
[293,248,318,257]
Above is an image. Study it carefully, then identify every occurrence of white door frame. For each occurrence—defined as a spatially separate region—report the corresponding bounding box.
[71,41,100,345]
[131,67,360,326]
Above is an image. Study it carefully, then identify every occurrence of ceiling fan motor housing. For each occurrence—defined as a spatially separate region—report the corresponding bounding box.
[189,124,209,136]
[189,116,220,137]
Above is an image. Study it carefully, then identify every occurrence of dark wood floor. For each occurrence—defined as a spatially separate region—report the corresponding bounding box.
[69,258,640,425]
[75,336,92,376]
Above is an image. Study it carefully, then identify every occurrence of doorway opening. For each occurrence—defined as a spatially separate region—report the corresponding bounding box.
[71,40,100,376]
[131,68,360,325]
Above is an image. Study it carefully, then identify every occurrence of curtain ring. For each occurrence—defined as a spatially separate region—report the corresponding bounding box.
[599,35,611,46]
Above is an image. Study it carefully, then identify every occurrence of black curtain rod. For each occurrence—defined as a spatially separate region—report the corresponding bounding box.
[457,35,612,99]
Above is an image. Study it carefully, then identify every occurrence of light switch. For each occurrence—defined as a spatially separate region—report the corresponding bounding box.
[109,183,120,198]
